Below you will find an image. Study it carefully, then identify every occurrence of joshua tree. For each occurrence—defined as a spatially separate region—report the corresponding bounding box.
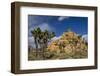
[31,27,41,57]
[31,27,55,59]
[41,30,55,59]
[31,29,38,57]
[43,30,49,48]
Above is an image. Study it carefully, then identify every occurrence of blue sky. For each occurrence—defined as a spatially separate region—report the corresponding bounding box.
[28,15,88,37]
[28,15,88,47]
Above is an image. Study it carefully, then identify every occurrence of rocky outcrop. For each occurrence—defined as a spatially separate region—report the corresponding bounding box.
[47,31,88,58]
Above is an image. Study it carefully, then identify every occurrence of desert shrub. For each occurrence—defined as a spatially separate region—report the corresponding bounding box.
[43,50,60,59]
[28,51,37,60]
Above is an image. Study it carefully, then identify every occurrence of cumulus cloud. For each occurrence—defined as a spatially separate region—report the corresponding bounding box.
[33,23,55,32]
[82,34,88,42]
[29,23,55,37]
[38,23,54,31]
[58,16,69,21]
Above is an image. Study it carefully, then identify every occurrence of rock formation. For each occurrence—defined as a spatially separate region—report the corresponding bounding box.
[47,31,88,59]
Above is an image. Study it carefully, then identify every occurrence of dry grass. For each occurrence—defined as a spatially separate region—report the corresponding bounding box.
[28,49,88,60]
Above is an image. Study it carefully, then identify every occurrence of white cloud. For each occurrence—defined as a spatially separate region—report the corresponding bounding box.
[51,36,61,41]
[38,23,52,31]
[48,36,61,45]
[58,16,69,21]
[28,36,41,48]
[29,36,61,48]
[29,23,55,36]
[82,34,88,42]
[28,27,34,36]
[33,23,55,32]
[28,36,35,48]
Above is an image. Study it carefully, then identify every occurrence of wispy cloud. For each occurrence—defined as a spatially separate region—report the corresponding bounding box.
[51,36,61,41]
[48,36,61,45]
[58,16,69,21]
[82,34,88,42]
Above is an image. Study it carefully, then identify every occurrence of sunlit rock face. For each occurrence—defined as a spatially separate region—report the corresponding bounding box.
[47,31,88,58]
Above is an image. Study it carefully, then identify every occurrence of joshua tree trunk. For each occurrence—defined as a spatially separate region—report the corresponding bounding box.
[34,37,38,57]
[39,43,42,58]
[39,42,44,59]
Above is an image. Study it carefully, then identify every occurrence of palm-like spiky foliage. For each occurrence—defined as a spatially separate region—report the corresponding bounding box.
[43,30,49,47]
[49,32,55,39]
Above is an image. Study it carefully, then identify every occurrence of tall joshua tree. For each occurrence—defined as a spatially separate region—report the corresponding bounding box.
[31,27,41,57]
[31,27,55,59]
